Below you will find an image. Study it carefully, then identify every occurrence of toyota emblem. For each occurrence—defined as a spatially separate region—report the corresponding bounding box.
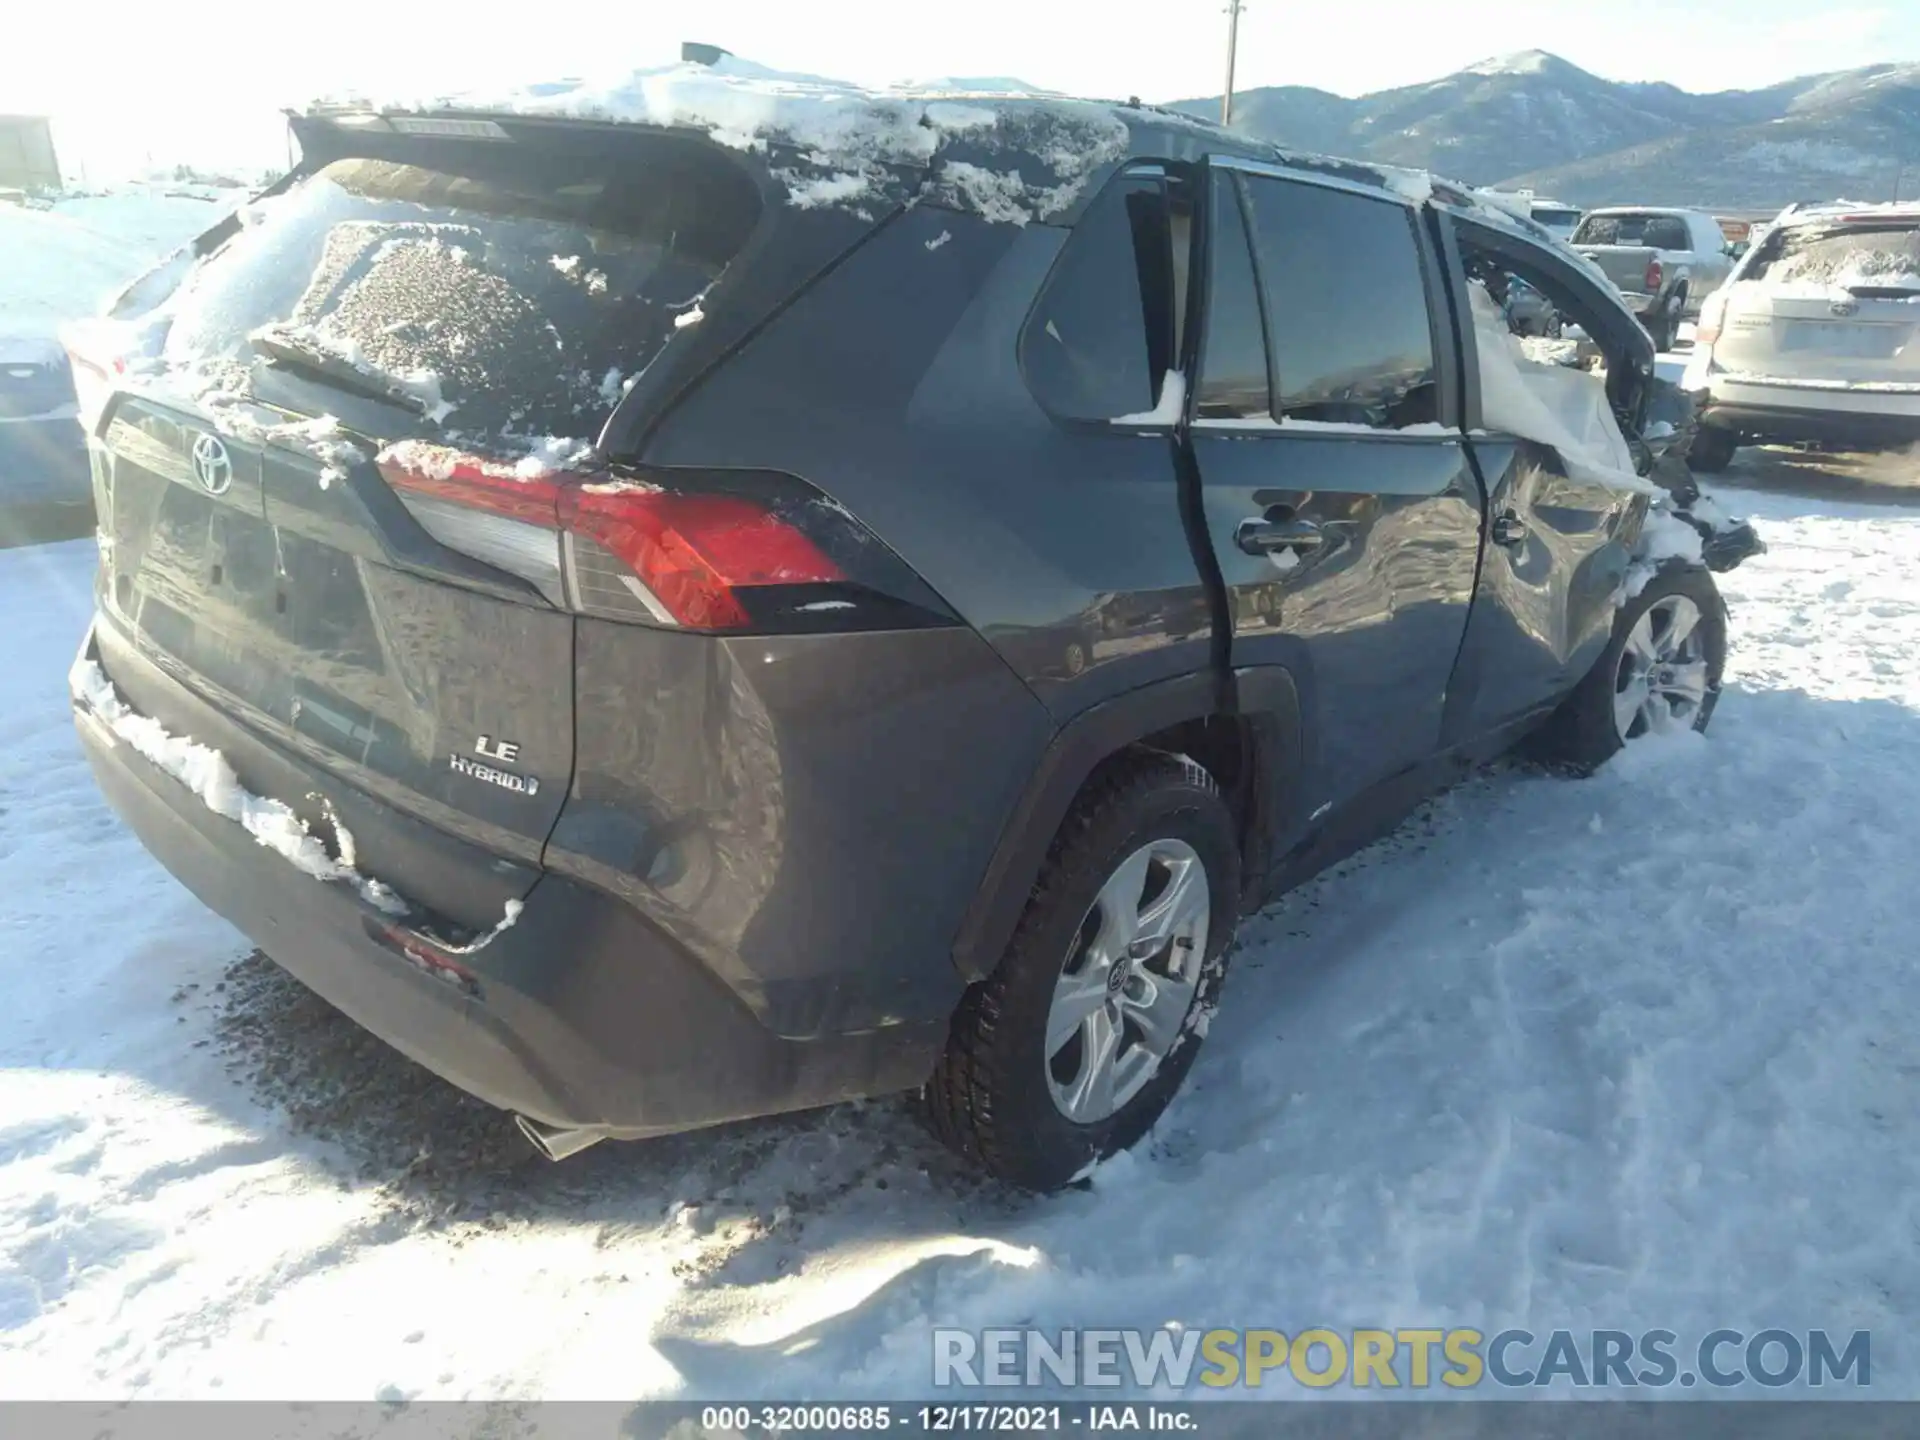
[190,433,233,496]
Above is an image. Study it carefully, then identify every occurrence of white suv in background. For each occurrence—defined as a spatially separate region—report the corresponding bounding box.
[1685,203,1920,471]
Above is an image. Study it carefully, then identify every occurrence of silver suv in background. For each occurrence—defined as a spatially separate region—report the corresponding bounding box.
[1685,203,1920,470]
[1573,207,1735,349]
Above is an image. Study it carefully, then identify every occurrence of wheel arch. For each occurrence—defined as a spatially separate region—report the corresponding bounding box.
[950,668,1302,984]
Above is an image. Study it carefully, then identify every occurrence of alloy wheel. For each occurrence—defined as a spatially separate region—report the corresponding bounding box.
[1614,594,1711,742]
[1044,839,1210,1125]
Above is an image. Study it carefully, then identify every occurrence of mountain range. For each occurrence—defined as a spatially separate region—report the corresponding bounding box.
[1169,50,1920,211]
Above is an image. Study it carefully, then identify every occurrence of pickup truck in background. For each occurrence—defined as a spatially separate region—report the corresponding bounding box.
[1572,207,1735,349]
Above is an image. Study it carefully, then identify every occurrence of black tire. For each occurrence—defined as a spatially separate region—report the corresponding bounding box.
[1647,304,1679,352]
[1689,426,1737,473]
[1529,566,1727,774]
[923,753,1241,1191]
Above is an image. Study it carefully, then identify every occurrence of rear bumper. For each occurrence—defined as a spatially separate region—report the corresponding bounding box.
[1701,388,1920,448]
[75,623,946,1137]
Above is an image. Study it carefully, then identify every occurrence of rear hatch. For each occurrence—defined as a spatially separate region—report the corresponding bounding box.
[81,124,770,924]
[1709,217,1920,386]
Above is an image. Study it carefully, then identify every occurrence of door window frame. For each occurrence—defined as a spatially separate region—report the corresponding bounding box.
[1194,157,1463,441]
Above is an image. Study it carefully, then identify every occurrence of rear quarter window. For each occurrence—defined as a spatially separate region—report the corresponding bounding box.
[162,134,762,442]
[1020,172,1173,423]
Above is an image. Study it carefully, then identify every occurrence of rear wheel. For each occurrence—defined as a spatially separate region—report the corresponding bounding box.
[1689,426,1737,473]
[1647,296,1682,352]
[923,754,1240,1191]
[1529,567,1726,774]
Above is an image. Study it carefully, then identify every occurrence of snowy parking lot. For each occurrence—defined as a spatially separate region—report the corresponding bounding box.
[0,473,1917,1398]
[4,190,1920,1403]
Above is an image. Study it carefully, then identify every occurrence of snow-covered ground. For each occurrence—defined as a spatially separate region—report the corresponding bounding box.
[0,187,240,340]
[1,482,1918,1400]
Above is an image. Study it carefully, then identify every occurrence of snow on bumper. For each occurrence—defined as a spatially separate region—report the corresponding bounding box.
[71,632,946,1135]
[1706,371,1920,419]
[68,653,523,950]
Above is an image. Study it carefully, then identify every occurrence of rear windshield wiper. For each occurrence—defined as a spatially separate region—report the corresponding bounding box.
[249,330,432,416]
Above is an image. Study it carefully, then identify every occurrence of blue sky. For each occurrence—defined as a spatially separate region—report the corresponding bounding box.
[6,0,1915,177]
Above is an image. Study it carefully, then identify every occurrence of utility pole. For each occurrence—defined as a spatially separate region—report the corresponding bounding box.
[1222,0,1244,126]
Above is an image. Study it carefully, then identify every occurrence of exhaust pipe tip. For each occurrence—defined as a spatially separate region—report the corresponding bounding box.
[514,1114,609,1162]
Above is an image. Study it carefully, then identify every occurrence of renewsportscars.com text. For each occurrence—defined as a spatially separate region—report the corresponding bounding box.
[933,1327,1870,1391]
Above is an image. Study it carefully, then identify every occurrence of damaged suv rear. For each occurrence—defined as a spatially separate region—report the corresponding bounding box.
[70,53,1756,1190]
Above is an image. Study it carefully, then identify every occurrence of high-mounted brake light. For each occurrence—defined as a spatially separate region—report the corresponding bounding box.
[376,446,843,630]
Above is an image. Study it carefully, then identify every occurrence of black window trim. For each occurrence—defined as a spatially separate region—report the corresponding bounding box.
[1187,167,1277,424]
[1197,156,1462,443]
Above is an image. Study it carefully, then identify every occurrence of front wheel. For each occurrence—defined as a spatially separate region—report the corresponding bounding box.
[923,754,1241,1191]
[1529,567,1727,774]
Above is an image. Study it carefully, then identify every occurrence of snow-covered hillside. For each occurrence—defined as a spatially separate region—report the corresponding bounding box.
[1174,53,1920,208]
[1,478,1919,1398]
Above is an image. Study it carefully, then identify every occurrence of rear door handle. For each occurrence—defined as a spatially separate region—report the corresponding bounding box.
[1491,512,1529,547]
[1235,517,1324,557]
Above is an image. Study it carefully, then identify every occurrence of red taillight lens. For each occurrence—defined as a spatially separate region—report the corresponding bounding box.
[562,487,841,630]
[377,445,843,630]
[62,321,134,432]
[1644,257,1664,293]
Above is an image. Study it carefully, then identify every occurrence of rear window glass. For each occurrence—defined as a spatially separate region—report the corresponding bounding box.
[163,135,761,440]
[1748,223,1920,292]
[1572,212,1688,249]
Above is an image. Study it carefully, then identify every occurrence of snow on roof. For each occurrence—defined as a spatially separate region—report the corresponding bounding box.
[1771,199,1920,230]
[313,54,1130,226]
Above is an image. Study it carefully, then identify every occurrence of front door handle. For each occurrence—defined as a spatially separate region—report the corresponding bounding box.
[1235,517,1324,557]
[1491,511,1529,547]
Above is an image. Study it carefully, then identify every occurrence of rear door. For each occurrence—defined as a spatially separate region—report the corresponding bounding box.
[90,129,763,905]
[1185,162,1483,830]
[1711,218,1920,386]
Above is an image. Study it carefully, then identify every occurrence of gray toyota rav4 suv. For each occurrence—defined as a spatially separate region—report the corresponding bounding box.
[68,72,1753,1190]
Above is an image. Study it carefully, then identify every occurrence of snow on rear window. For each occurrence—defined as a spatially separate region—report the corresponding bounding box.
[161,140,760,442]
[1751,224,1920,295]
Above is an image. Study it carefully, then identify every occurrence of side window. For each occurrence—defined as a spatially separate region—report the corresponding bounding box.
[1195,174,1272,419]
[1242,176,1439,430]
[1021,172,1173,422]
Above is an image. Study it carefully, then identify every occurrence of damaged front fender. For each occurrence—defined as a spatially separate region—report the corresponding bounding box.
[1642,377,1765,574]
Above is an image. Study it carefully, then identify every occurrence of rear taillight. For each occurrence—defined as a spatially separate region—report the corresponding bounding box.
[1695,292,1728,347]
[62,323,131,433]
[560,485,841,630]
[377,444,846,631]
[1644,257,1664,294]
